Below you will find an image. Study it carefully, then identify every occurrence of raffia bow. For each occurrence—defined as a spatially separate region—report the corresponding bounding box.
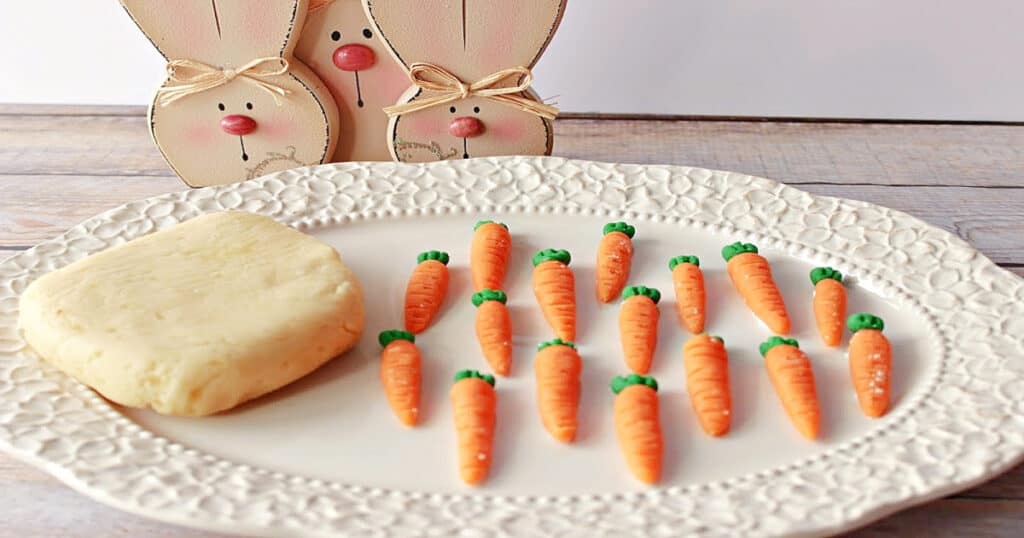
[383,63,558,120]
[156,57,290,107]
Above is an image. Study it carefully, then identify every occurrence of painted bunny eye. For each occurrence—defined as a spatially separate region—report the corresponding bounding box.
[330,30,341,41]
[362,28,373,39]
[217,103,225,111]
[473,106,481,114]
[246,102,253,110]
[449,106,457,114]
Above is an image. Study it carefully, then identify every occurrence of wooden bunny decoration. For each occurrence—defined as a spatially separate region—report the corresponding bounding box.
[363,0,566,162]
[296,0,409,162]
[120,0,340,186]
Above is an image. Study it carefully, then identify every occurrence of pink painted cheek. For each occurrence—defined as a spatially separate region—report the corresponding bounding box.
[258,119,298,141]
[183,123,220,145]
[378,64,413,97]
[487,117,528,141]
[405,115,447,139]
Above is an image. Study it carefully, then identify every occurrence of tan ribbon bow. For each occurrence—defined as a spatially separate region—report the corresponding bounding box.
[156,57,290,107]
[383,63,559,120]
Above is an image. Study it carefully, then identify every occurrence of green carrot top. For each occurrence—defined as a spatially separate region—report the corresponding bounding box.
[810,266,843,285]
[722,242,758,262]
[532,248,571,267]
[474,220,508,231]
[379,329,415,348]
[472,289,507,307]
[848,313,884,333]
[611,373,659,395]
[623,285,661,304]
[669,255,700,270]
[708,334,725,345]
[538,338,576,351]
[454,369,496,387]
[603,221,636,238]
[759,336,799,357]
[417,250,450,265]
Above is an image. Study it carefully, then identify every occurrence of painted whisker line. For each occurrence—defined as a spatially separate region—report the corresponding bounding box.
[354,71,364,108]
[461,0,468,49]
[211,0,222,38]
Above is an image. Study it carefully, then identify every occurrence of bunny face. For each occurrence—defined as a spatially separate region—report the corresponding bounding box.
[392,92,551,161]
[122,0,339,186]
[364,0,567,162]
[296,0,409,162]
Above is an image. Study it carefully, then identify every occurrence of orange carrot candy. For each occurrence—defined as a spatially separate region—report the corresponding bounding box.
[847,313,893,418]
[611,374,663,484]
[596,221,636,303]
[379,330,421,426]
[619,285,661,374]
[450,369,498,485]
[722,242,791,334]
[811,267,846,347]
[532,249,576,341]
[759,336,820,440]
[472,289,513,376]
[682,334,731,437]
[470,220,511,291]
[669,255,706,334]
[404,250,450,334]
[534,338,582,443]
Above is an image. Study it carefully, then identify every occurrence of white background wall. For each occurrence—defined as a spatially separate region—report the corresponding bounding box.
[2,1,1021,121]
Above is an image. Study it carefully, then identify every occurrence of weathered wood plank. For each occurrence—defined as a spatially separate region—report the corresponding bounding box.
[557,119,1024,188]
[1,111,1022,186]
[1,175,1021,264]
[846,499,1024,537]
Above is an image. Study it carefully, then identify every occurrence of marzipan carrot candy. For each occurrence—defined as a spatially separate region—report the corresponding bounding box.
[379,330,421,426]
[473,289,513,376]
[682,334,731,436]
[450,369,497,485]
[596,221,635,303]
[619,285,661,374]
[532,249,576,341]
[722,242,791,334]
[811,267,846,347]
[471,220,511,291]
[534,338,582,443]
[405,250,450,334]
[759,336,820,440]
[611,373,662,484]
[669,255,705,333]
[847,313,892,418]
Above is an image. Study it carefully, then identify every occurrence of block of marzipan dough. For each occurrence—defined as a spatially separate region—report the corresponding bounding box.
[18,211,364,416]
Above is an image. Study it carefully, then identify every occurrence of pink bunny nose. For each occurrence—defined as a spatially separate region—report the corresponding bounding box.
[333,44,376,71]
[221,114,257,136]
[449,116,484,138]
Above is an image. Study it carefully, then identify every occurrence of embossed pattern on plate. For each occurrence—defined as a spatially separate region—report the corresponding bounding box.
[0,157,1022,537]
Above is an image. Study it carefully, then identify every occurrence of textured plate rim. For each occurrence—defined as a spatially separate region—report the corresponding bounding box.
[0,156,1021,537]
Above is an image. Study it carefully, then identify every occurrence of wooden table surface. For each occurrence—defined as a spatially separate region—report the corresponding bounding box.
[1,105,1022,537]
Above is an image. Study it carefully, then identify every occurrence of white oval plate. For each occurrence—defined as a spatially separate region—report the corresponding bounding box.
[0,157,1022,537]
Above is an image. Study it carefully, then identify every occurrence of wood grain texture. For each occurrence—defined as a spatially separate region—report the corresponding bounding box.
[0,105,1021,537]
[2,109,1023,186]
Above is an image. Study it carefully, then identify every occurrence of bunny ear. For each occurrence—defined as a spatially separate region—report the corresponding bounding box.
[210,0,306,64]
[464,0,566,80]
[365,0,566,82]
[120,0,224,63]
[364,0,467,76]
